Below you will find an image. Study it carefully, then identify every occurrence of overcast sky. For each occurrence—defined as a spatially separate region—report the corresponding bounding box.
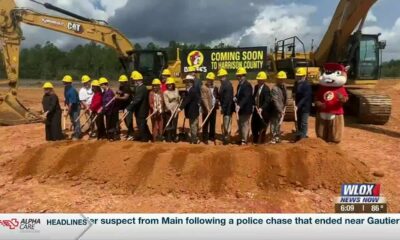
[15,0,400,60]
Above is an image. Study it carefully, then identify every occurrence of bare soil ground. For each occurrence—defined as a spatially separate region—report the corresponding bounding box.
[0,80,399,213]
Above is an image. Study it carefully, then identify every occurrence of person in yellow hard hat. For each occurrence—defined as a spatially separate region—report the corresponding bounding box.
[187,66,202,95]
[115,74,134,140]
[234,67,253,145]
[149,79,165,141]
[99,77,119,141]
[88,80,106,139]
[200,72,219,144]
[62,75,81,140]
[42,82,63,141]
[178,75,200,144]
[163,77,181,142]
[161,69,171,93]
[251,71,271,144]
[217,69,234,145]
[270,71,288,144]
[293,67,312,141]
[79,75,94,125]
[126,71,152,142]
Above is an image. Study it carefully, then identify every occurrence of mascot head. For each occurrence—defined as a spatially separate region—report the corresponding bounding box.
[320,63,349,87]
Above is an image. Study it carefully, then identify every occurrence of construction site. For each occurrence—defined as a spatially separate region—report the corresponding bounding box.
[0,0,399,213]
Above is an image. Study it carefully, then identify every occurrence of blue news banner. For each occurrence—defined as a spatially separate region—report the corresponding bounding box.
[1,214,400,239]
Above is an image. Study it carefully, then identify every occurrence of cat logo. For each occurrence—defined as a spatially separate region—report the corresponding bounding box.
[67,22,84,33]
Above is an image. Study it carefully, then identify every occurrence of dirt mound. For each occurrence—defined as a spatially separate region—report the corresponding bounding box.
[10,138,371,198]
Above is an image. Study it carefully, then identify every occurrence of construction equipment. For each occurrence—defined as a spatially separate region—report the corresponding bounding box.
[0,0,184,125]
[270,0,391,125]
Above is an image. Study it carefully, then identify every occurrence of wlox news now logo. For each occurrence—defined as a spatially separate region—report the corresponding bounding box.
[338,184,386,203]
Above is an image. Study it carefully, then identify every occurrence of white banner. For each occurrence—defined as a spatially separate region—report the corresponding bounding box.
[0,214,400,240]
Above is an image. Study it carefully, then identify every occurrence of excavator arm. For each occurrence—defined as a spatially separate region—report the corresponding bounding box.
[0,0,134,125]
[314,0,377,66]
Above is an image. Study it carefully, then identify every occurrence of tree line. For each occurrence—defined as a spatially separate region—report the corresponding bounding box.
[0,41,399,80]
[0,41,233,81]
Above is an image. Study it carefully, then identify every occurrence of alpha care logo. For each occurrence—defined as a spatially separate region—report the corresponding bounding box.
[67,22,84,33]
[187,50,204,68]
[0,219,19,230]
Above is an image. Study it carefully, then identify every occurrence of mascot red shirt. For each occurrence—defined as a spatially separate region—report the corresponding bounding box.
[315,63,349,143]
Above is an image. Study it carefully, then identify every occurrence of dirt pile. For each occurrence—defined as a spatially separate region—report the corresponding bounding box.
[9,138,371,198]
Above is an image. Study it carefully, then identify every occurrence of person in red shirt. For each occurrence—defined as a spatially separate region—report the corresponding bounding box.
[315,63,349,143]
[89,80,106,139]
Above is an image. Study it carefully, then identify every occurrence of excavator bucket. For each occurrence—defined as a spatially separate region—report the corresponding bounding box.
[0,92,42,126]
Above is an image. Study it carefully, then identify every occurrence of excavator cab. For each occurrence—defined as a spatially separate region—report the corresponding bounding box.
[131,50,167,86]
[346,33,386,81]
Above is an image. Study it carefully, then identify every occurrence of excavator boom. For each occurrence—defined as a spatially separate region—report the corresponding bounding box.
[0,0,134,125]
[314,0,377,66]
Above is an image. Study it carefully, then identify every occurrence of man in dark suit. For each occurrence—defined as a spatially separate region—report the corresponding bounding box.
[178,75,200,144]
[200,72,219,144]
[218,68,235,145]
[234,67,253,145]
[126,71,152,142]
[251,71,271,144]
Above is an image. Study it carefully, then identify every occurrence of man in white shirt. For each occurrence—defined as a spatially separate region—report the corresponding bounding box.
[79,75,94,119]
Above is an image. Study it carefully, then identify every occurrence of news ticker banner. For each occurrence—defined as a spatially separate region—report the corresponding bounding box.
[1,214,400,240]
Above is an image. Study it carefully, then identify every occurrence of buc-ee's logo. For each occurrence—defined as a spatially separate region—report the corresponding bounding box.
[0,219,19,230]
[323,91,335,101]
[187,50,204,67]
[186,50,207,72]
[67,22,84,33]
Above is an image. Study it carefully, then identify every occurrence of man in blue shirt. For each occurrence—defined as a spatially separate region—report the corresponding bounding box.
[293,68,313,141]
[62,75,81,140]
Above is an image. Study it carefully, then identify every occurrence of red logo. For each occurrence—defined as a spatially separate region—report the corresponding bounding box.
[0,219,20,230]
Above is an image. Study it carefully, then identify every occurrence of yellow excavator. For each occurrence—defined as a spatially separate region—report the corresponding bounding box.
[0,0,183,125]
[271,0,391,125]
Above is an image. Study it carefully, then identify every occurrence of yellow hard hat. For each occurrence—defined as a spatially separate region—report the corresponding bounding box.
[99,77,109,85]
[166,77,176,85]
[131,71,143,81]
[118,75,128,82]
[42,82,54,89]
[206,72,216,81]
[276,71,287,79]
[295,67,307,77]
[256,71,268,81]
[81,75,91,83]
[162,69,172,76]
[62,75,73,83]
[217,69,228,77]
[236,67,247,76]
[187,66,196,73]
[91,80,100,87]
[152,78,161,85]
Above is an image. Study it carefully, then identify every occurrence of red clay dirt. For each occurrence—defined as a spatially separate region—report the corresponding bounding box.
[0,80,399,213]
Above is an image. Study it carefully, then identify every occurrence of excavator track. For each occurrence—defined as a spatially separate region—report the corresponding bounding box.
[346,89,392,125]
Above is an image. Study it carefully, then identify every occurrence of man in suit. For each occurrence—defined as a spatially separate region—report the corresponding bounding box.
[200,72,219,144]
[126,71,152,142]
[178,75,200,144]
[234,67,253,145]
[218,68,235,145]
[293,67,313,141]
[251,71,271,144]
